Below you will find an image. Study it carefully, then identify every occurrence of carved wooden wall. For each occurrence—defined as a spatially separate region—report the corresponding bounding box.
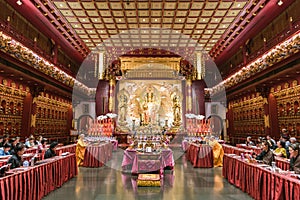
[34,93,71,138]
[0,80,28,137]
[230,93,265,143]
[272,80,300,138]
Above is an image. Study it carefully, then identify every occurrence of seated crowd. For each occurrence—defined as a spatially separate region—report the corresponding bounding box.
[0,134,60,170]
[244,129,300,174]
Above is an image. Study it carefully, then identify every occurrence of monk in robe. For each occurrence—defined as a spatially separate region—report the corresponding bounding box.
[76,134,87,166]
[209,136,224,167]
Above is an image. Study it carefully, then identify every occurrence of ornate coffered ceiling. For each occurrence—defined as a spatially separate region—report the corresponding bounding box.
[51,0,247,53]
[30,0,269,61]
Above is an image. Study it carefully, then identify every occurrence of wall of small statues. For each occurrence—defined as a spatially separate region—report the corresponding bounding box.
[272,80,300,136]
[33,93,71,138]
[0,80,27,137]
[0,77,72,140]
[229,93,265,144]
[228,79,300,144]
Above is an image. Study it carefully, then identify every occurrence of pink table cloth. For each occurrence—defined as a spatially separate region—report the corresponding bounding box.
[122,149,175,174]
[82,142,113,167]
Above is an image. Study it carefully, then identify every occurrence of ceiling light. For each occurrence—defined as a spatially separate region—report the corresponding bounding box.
[202,19,205,22]
[155,19,158,22]
[16,0,22,5]
[118,19,122,22]
[143,19,146,22]
[277,0,283,6]
[237,3,241,7]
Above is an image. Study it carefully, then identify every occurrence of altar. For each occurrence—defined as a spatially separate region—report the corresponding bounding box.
[121,148,175,175]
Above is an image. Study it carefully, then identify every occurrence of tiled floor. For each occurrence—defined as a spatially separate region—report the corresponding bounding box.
[44,149,252,200]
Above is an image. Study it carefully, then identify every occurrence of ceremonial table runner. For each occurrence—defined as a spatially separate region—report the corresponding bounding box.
[82,142,113,167]
[0,154,77,200]
[186,143,213,168]
[223,154,300,200]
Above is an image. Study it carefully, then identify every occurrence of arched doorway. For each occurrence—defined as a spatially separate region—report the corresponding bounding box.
[77,115,94,134]
[207,115,224,139]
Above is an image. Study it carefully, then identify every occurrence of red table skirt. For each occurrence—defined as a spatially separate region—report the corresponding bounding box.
[223,154,300,200]
[222,144,290,171]
[82,143,113,167]
[186,144,213,168]
[0,154,77,200]
[55,144,76,155]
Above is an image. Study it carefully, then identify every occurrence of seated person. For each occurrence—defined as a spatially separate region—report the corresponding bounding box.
[76,134,87,166]
[266,135,276,150]
[7,143,25,169]
[25,136,35,148]
[209,136,224,167]
[254,140,274,165]
[246,136,255,146]
[38,138,47,153]
[273,140,287,158]
[289,143,300,174]
[44,142,58,159]
[0,143,11,156]
[0,135,4,148]
[256,137,264,148]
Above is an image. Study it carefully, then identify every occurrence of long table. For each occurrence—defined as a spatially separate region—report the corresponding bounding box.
[223,154,300,200]
[121,149,174,175]
[0,154,77,200]
[82,142,113,168]
[222,144,289,171]
[186,143,213,168]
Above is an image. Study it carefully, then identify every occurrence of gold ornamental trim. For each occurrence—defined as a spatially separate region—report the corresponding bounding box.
[120,56,181,72]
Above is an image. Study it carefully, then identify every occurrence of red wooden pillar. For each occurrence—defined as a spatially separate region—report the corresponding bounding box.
[21,93,33,138]
[96,80,109,116]
[269,93,279,139]
[192,80,205,115]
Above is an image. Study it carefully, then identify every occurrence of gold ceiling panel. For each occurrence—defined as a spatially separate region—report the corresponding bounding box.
[222,17,235,23]
[82,2,96,10]
[73,10,86,17]
[207,24,218,29]
[151,10,162,16]
[138,2,149,9]
[110,2,122,10]
[205,2,218,10]
[176,11,188,17]
[165,2,177,10]
[66,2,81,9]
[178,2,191,10]
[99,10,111,17]
[186,18,197,23]
[219,2,233,9]
[202,10,214,16]
[113,11,123,16]
[53,2,67,8]
[191,2,204,10]
[95,2,109,9]
[189,10,201,17]
[151,2,162,9]
[227,10,240,17]
[138,10,149,16]
[102,18,114,23]
[60,10,73,17]
[86,10,98,17]
[82,24,93,29]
